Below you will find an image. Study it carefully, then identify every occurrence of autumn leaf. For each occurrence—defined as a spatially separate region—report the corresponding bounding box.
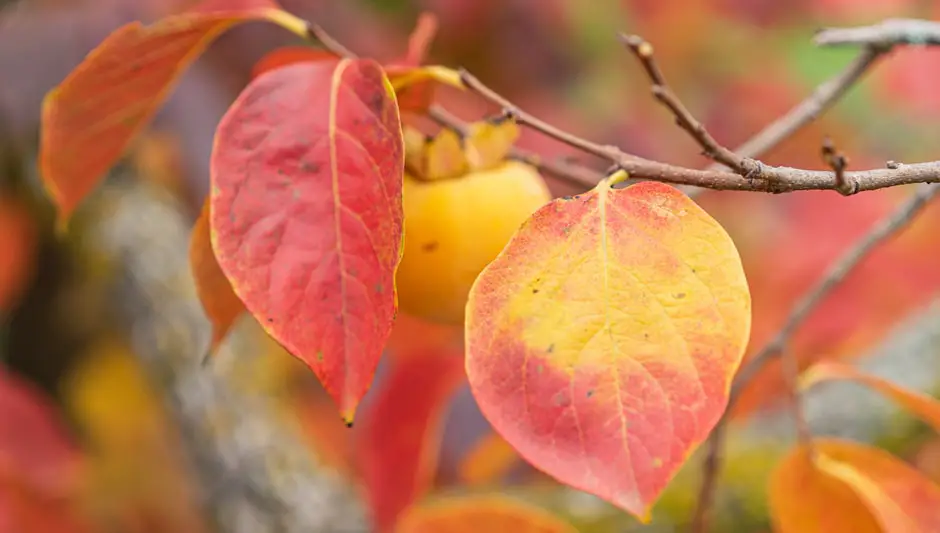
[0,368,82,495]
[355,347,466,532]
[209,58,405,422]
[38,0,308,229]
[395,494,579,533]
[801,361,940,431]
[770,438,940,533]
[458,431,521,487]
[190,195,244,356]
[0,196,38,313]
[465,173,752,520]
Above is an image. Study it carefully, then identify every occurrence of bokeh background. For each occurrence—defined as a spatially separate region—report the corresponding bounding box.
[3,1,940,532]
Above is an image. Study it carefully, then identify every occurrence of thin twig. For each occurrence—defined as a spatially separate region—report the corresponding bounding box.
[690,182,940,533]
[619,34,750,172]
[815,18,940,47]
[779,345,813,446]
[718,47,885,165]
[822,136,853,195]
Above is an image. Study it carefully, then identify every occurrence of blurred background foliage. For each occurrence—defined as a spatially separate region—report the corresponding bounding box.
[2,0,940,532]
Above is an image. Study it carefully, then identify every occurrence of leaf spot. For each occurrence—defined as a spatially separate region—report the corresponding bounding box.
[421,241,439,252]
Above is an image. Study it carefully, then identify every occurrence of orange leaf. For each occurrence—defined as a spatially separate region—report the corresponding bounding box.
[395,495,579,533]
[458,431,520,487]
[209,58,404,423]
[190,195,245,356]
[385,312,463,363]
[770,439,940,533]
[355,349,466,532]
[465,174,752,520]
[39,0,308,229]
[0,197,38,313]
[801,361,940,432]
[250,46,339,80]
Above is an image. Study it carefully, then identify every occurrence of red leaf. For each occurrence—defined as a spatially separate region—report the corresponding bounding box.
[250,46,339,80]
[355,349,466,532]
[38,0,307,228]
[190,195,245,355]
[0,197,38,314]
[0,369,81,493]
[209,58,405,422]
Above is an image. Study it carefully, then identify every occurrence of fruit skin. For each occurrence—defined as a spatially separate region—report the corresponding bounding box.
[396,160,552,325]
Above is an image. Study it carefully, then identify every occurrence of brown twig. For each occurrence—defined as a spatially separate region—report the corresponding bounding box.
[815,18,940,47]
[822,136,853,195]
[619,34,750,173]
[690,181,940,533]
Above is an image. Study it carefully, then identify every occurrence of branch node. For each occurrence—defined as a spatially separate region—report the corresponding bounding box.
[822,136,854,195]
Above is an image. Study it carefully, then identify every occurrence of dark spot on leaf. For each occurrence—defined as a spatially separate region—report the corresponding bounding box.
[344,420,354,428]
[675,292,686,299]
[316,350,324,362]
[532,288,540,294]
[552,391,570,407]
[422,241,439,252]
[375,283,384,294]
[300,161,321,173]
[586,389,594,398]
[267,317,274,323]
[562,195,573,200]
[643,333,650,339]
[574,195,581,200]
[547,343,555,353]
[369,92,384,114]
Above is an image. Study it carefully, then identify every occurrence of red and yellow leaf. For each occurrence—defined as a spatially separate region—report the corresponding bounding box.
[355,347,466,532]
[209,58,405,422]
[39,0,308,228]
[190,196,245,356]
[465,174,752,520]
[801,361,940,431]
[458,431,521,487]
[395,495,579,533]
[770,439,940,533]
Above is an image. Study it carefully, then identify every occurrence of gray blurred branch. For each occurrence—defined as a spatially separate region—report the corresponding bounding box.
[85,177,368,533]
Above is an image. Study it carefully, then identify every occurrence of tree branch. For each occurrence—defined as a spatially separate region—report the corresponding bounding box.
[690,181,940,533]
[815,18,940,47]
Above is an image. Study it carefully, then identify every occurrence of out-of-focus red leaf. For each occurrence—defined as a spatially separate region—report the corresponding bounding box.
[0,369,81,493]
[0,197,38,314]
[801,361,940,431]
[355,348,466,532]
[209,58,404,423]
[394,494,579,533]
[38,0,308,228]
[384,312,463,363]
[770,438,940,533]
[250,47,339,80]
[189,195,244,356]
[0,369,89,533]
[293,385,356,480]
